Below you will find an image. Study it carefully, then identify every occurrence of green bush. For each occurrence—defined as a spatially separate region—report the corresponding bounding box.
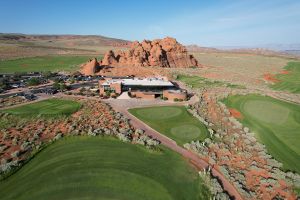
[174,98,179,102]
[26,78,41,86]
[163,97,168,101]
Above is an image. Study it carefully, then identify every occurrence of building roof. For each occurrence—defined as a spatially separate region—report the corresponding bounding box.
[101,77,174,87]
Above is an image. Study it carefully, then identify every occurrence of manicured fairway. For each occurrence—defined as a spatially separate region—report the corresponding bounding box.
[223,95,300,173]
[0,55,94,73]
[271,62,300,93]
[129,106,209,145]
[2,99,81,117]
[0,137,210,200]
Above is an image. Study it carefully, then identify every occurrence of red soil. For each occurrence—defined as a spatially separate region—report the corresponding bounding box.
[202,72,221,79]
[263,73,279,83]
[280,70,290,74]
[229,108,243,119]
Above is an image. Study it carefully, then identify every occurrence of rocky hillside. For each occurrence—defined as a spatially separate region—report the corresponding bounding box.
[100,37,199,68]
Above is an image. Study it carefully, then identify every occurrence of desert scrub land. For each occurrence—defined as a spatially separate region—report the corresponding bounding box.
[172,52,292,87]
[223,94,300,174]
[0,137,211,200]
[0,97,29,108]
[129,106,209,145]
[270,61,300,93]
[0,55,99,73]
[2,99,81,117]
[176,74,245,89]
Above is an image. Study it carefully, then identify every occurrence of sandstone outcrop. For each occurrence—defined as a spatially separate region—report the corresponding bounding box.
[100,37,199,68]
[80,58,100,75]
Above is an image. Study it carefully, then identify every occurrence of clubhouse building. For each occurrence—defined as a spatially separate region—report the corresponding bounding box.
[98,77,187,100]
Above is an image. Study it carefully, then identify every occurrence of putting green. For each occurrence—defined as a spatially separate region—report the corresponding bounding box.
[0,137,211,200]
[1,99,81,117]
[129,106,209,145]
[171,125,201,140]
[223,94,300,173]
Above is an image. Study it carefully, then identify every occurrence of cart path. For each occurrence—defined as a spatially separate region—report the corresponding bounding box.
[1,94,243,199]
[106,100,244,200]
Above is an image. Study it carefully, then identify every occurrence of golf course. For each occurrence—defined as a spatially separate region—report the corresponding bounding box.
[129,106,209,145]
[0,137,210,200]
[0,55,95,73]
[2,99,81,117]
[270,61,300,93]
[223,94,300,173]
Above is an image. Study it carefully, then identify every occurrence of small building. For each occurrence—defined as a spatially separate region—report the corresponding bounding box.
[99,77,187,100]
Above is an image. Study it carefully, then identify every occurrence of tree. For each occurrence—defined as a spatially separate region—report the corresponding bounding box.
[59,83,67,92]
[53,82,60,91]
[26,78,41,86]
[0,78,9,90]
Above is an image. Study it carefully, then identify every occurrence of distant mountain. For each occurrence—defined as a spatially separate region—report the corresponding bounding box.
[0,33,131,59]
[0,33,131,48]
[185,45,219,53]
[258,43,300,52]
[186,44,300,58]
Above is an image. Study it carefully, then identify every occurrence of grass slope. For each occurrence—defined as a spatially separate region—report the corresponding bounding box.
[0,137,210,200]
[271,62,300,93]
[2,99,81,117]
[223,94,300,173]
[129,106,208,145]
[177,74,245,89]
[0,55,95,73]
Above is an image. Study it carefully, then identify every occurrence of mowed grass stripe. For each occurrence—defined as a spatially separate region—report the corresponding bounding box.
[271,62,300,93]
[0,55,96,73]
[223,94,300,173]
[129,106,209,145]
[1,99,81,117]
[0,137,211,200]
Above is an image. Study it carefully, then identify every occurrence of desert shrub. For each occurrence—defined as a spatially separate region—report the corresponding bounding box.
[174,98,179,102]
[11,150,20,158]
[134,129,143,135]
[163,97,168,101]
[146,138,160,147]
[20,141,30,151]
[54,133,63,141]
[116,133,130,142]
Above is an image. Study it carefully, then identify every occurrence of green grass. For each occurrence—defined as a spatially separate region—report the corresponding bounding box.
[129,106,209,145]
[222,94,300,173]
[0,137,211,200]
[1,99,81,117]
[177,74,245,89]
[0,55,97,73]
[270,62,300,93]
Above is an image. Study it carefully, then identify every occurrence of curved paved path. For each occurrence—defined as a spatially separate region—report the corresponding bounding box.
[105,99,244,200]
[4,94,243,199]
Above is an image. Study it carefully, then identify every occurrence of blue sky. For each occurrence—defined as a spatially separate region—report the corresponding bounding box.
[0,0,299,46]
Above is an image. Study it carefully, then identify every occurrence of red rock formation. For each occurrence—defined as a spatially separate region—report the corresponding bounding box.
[80,58,100,75]
[100,37,199,68]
